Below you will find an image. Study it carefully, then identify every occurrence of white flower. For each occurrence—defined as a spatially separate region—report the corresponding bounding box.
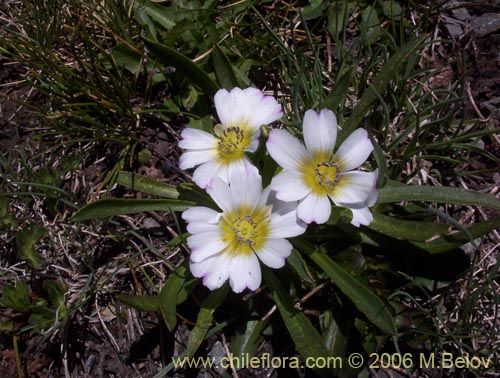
[182,168,306,293]
[266,108,378,226]
[178,87,283,188]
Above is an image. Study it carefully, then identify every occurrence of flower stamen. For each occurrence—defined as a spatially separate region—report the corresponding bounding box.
[231,215,258,247]
[216,126,250,162]
[315,162,339,191]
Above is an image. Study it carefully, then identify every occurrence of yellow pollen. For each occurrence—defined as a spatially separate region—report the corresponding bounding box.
[221,206,270,255]
[231,216,258,247]
[216,126,251,163]
[314,162,339,191]
[301,152,341,195]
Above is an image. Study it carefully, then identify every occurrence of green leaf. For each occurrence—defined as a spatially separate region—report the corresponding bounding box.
[382,1,403,20]
[177,182,217,209]
[287,249,316,285]
[411,217,500,254]
[293,239,396,335]
[159,260,196,331]
[341,34,428,139]
[361,5,383,44]
[361,217,500,254]
[144,38,218,96]
[230,319,266,359]
[117,294,159,312]
[142,0,176,31]
[263,268,331,378]
[0,281,30,312]
[43,280,66,310]
[17,223,46,269]
[302,0,329,20]
[327,1,355,38]
[369,212,450,242]
[186,116,213,133]
[212,45,238,90]
[110,43,143,74]
[73,198,194,221]
[186,285,229,358]
[378,185,500,210]
[29,307,56,332]
[116,171,179,198]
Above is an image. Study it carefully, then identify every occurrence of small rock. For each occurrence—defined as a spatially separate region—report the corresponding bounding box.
[472,13,500,37]
[141,217,161,230]
[207,341,225,373]
[449,1,471,22]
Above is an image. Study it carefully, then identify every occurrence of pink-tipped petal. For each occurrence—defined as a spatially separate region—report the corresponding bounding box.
[297,193,332,224]
[334,128,374,171]
[178,128,217,150]
[266,129,310,171]
[214,87,282,131]
[329,170,377,205]
[303,109,338,155]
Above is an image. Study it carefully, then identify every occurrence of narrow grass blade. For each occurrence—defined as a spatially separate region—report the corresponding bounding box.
[263,268,331,378]
[73,198,194,221]
[412,217,500,254]
[212,45,238,90]
[361,217,500,254]
[293,239,396,335]
[342,34,428,138]
[323,66,355,112]
[378,186,500,210]
[186,285,229,358]
[116,171,179,198]
[117,294,159,312]
[144,38,218,96]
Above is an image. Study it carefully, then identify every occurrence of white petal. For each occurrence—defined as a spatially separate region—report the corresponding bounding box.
[253,185,273,212]
[228,165,262,207]
[246,129,261,153]
[266,129,310,171]
[206,177,235,213]
[202,253,232,290]
[186,221,219,236]
[349,206,373,227]
[268,210,307,238]
[303,109,337,155]
[255,239,292,269]
[225,157,255,184]
[192,160,224,189]
[334,129,374,171]
[187,231,228,263]
[329,171,377,205]
[182,206,220,223]
[215,88,282,131]
[270,171,311,202]
[229,253,262,293]
[178,128,217,150]
[183,206,221,234]
[297,193,331,224]
[190,252,220,278]
[179,150,215,170]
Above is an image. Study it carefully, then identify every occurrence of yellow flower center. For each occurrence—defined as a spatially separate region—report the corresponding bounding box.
[314,162,339,191]
[215,125,252,164]
[221,206,270,255]
[301,152,341,195]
